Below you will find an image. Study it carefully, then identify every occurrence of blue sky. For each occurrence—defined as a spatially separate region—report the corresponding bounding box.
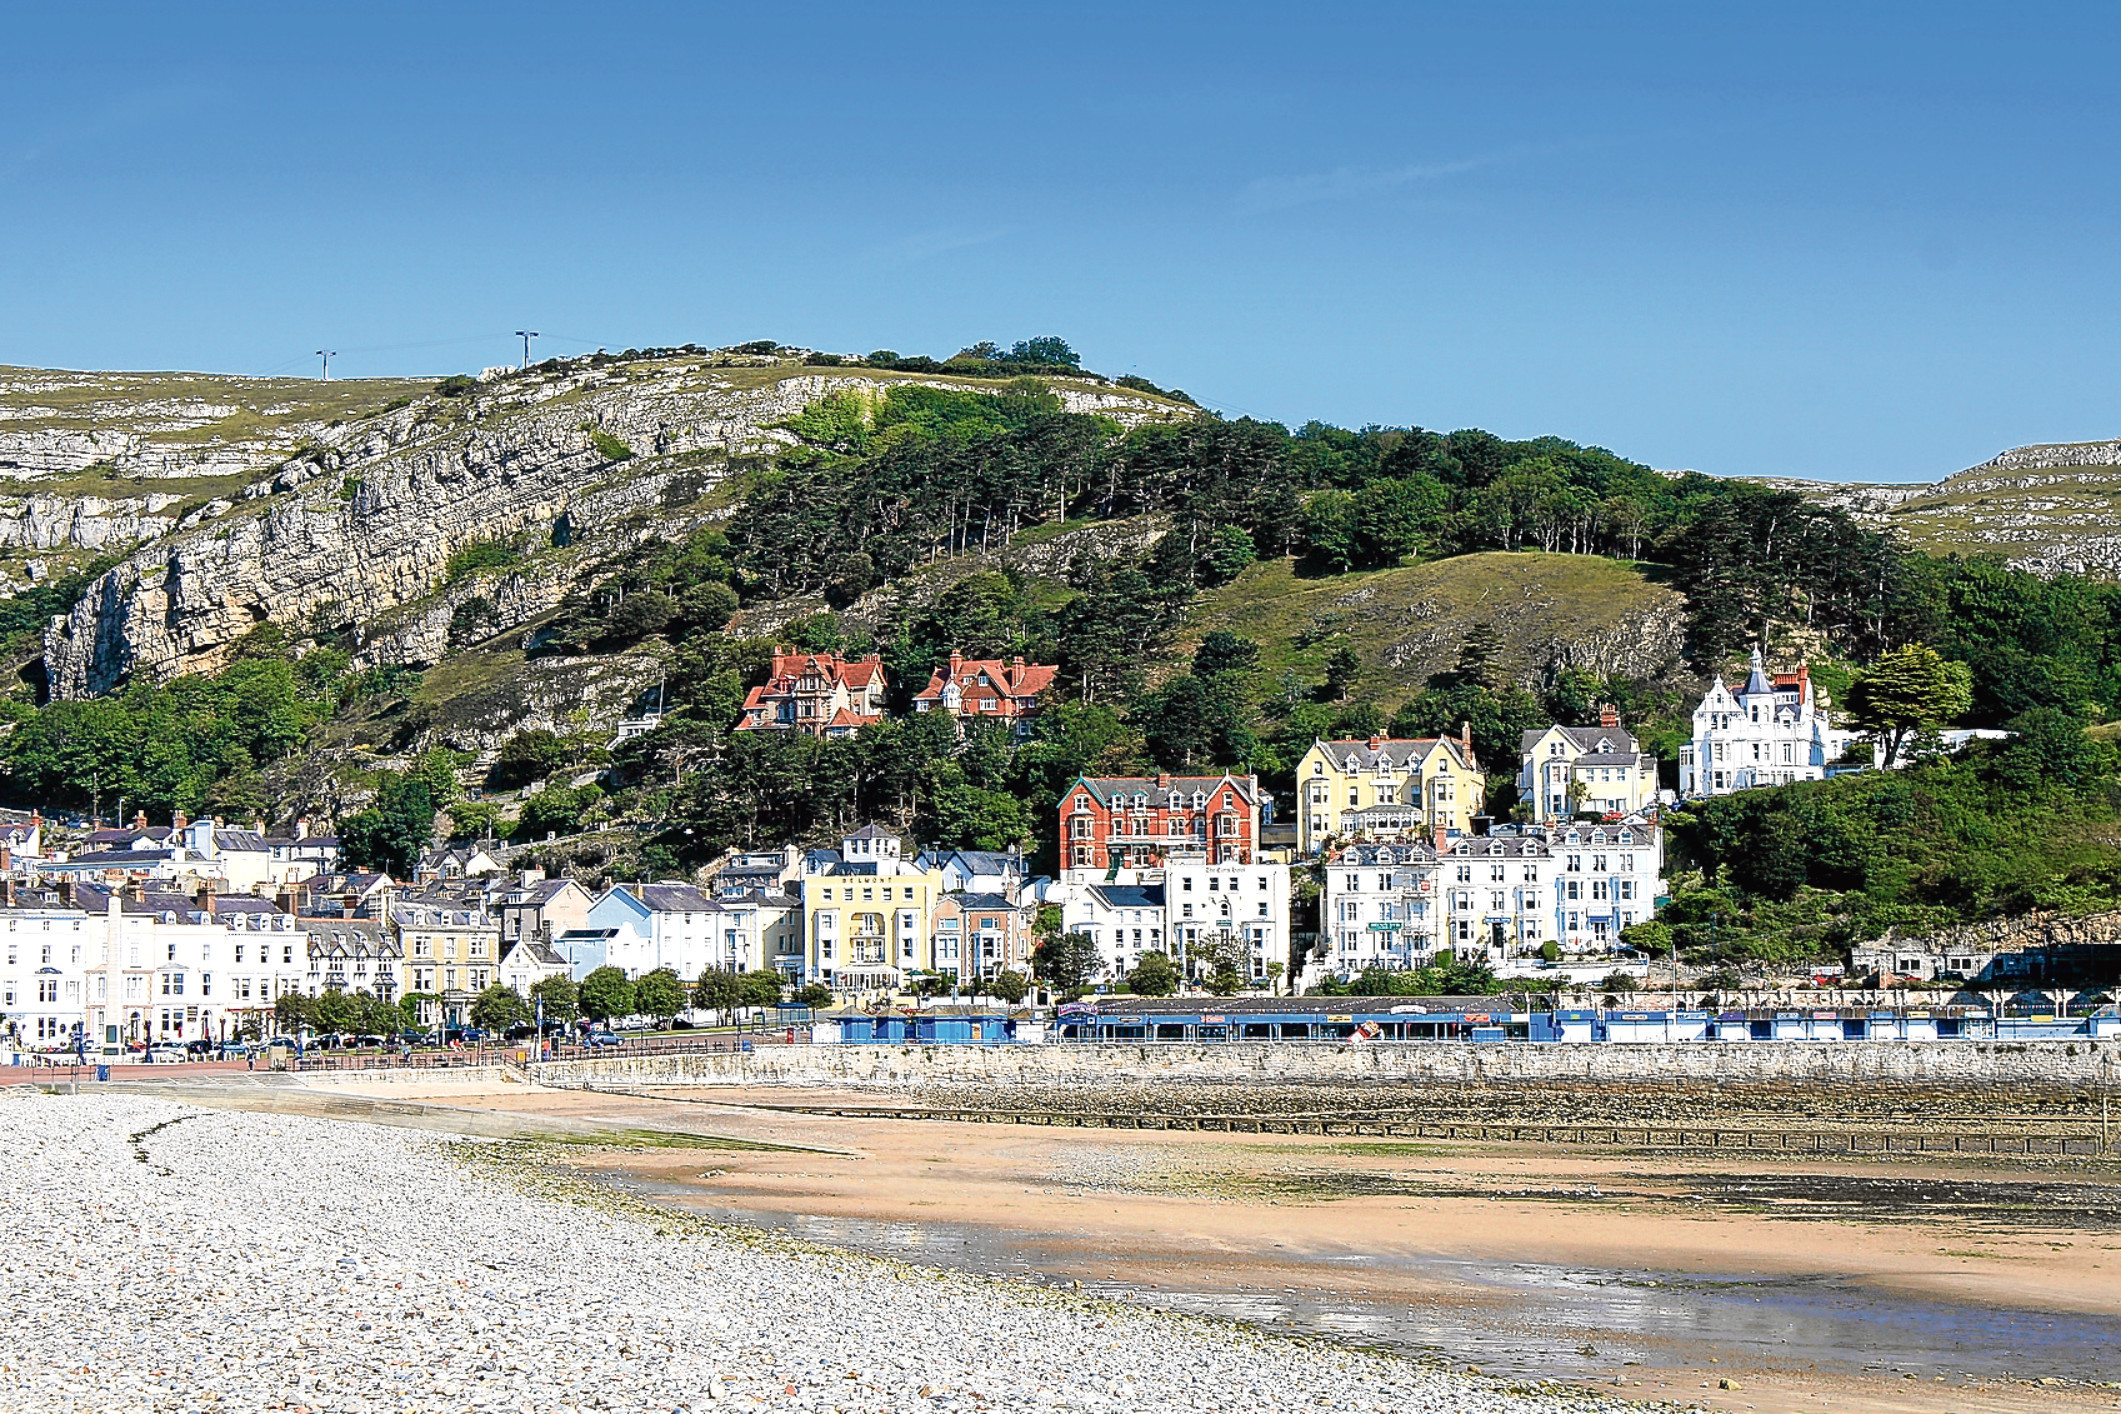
[2,2,2116,483]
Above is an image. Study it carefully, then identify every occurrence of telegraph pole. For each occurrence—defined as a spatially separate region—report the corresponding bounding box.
[515,331,540,369]
[316,350,337,380]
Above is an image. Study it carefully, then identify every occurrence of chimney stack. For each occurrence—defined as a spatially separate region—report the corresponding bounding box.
[1599,703,1620,729]
[134,811,148,831]
[295,817,310,841]
[1367,734,1383,752]
[949,649,963,673]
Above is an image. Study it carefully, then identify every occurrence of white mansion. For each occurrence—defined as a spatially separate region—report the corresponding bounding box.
[1678,648,1858,797]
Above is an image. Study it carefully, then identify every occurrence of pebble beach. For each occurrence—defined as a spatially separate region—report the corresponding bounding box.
[0,1091,1630,1414]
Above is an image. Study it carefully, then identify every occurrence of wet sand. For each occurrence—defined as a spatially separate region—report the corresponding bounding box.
[365,1081,2121,1412]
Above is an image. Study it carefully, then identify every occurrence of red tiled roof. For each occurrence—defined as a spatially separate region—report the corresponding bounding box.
[913,655,1059,706]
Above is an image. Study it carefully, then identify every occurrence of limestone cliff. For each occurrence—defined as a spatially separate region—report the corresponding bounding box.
[1765,439,2121,577]
[37,355,1191,697]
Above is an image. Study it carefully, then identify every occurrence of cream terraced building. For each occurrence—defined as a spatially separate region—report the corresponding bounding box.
[1295,733,1484,856]
[1518,706,1662,823]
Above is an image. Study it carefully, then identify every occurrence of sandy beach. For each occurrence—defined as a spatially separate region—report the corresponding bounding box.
[338,1079,2121,1414]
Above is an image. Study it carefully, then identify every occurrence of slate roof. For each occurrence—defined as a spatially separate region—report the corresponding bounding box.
[1084,884,1167,909]
[1072,775,1260,808]
[948,892,1020,911]
[634,884,719,913]
[1329,842,1441,866]
[1316,737,1477,772]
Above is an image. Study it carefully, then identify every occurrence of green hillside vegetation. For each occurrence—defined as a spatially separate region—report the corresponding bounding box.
[1185,551,1684,714]
[1651,712,2121,965]
[8,341,2121,967]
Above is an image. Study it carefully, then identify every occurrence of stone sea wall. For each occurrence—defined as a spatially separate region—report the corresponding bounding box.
[535,1038,2121,1095]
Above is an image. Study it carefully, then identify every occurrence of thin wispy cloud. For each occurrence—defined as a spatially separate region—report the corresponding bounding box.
[1237,155,1497,214]
[0,85,223,189]
[866,226,1011,266]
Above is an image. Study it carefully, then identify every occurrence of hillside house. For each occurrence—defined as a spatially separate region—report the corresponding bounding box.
[733,648,888,739]
[911,651,1057,732]
[1679,647,1857,797]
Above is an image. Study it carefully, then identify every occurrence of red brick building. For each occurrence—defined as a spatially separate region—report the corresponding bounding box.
[734,649,888,739]
[912,650,1058,730]
[1058,772,1264,871]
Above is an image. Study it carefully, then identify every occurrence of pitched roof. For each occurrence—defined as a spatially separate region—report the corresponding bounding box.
[1072,775,1261,808]
[913,655,1059,705]
[1521,724,1643,755]
[635,883,719,913]
[1328,842,1440,865]
[501,939,568,967]
[1316,737,1476,771]
[949,892,1020,911]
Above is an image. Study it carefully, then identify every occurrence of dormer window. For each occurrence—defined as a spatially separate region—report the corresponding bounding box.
[1344,755,1359,771]
[1192,791,1207,808]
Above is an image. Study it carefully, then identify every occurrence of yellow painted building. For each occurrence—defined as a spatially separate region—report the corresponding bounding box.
[1296,734,1485,856]
[801,827,947,996]
[1518,709,1661,822]
[392,893,501,1026]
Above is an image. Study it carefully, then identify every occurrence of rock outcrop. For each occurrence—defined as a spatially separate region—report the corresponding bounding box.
[1770,439,2121,578]
[35,357,1189,697]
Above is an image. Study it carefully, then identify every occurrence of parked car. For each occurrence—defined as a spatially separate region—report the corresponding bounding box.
[352,1034,388,1048]
[586,1031,624,1048]
[148,1045,186,1064]
[458,1027,490,1043]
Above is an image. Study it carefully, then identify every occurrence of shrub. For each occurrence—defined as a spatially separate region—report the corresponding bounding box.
[803,352,844,366]
[731,340,779,355]
[443,541,519,583]
[590,430,635,462]
[434,375,477,397]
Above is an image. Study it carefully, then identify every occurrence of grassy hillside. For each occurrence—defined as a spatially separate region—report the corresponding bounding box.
[1770,439,2121,577]
[1185,551,1690,712]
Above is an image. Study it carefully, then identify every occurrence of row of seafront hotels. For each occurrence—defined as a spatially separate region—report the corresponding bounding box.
[0,648,1865,1053]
